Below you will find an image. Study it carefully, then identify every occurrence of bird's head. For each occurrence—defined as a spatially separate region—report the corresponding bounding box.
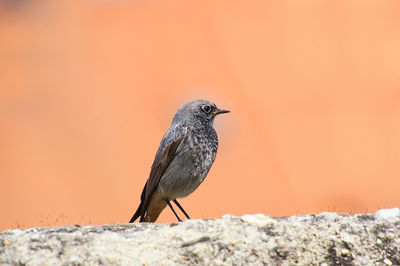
[173,99,230,126]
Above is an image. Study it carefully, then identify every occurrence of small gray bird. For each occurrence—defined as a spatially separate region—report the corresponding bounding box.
[129,99,229,223]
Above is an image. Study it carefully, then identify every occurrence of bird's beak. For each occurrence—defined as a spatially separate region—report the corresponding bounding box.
[213,108,230,116]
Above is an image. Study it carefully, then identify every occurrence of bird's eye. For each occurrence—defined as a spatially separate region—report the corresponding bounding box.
[202,105,212,113]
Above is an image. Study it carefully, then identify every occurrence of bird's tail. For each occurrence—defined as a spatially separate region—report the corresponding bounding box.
[129,182,147,223]
[129,201,143,223]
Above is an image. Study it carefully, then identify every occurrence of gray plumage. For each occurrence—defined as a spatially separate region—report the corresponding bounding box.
[129,99,229,223]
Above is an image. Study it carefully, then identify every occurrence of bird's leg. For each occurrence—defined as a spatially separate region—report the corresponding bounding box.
[173,199,191,219]
[166,200,182,222]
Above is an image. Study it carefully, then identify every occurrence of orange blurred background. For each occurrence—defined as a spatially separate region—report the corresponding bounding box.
[1,0,400,230]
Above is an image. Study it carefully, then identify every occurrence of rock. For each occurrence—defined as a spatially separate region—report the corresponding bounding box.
[1,212,400,265]
[375,208,400,219]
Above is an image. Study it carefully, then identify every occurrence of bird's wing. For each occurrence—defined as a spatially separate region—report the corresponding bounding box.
[140,126,186,221]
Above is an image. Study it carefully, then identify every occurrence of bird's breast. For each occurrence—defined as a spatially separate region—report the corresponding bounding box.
[185,127,218,179]
[157,125,219,200]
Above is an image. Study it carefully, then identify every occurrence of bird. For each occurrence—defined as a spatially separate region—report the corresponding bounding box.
[129,99,229,223]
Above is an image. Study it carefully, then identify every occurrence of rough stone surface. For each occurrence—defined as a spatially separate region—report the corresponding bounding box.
[1,213,400,265]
